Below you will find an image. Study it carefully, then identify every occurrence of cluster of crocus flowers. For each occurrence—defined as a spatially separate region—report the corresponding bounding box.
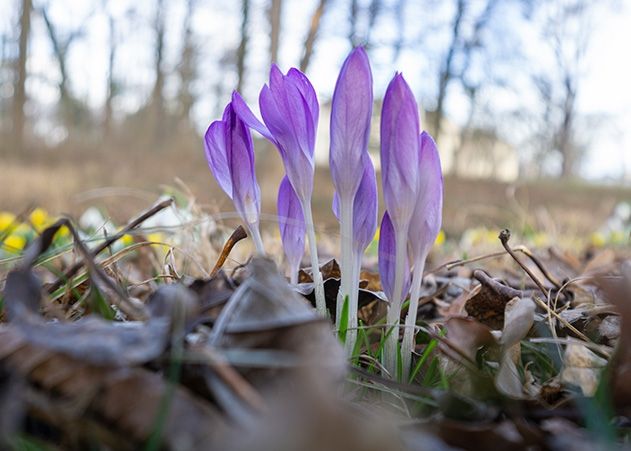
[203,47,443,378]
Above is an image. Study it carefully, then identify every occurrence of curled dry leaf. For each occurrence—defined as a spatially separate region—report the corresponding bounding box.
[465,270,528,329]
[495,297,536,399]
[561,343,607,396]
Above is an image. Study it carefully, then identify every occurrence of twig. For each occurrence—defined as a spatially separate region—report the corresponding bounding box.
[498,229,550,297]
[209,225,247,278]
[47,198,174,293]
[427,246,530,275]
[518,246,563,290]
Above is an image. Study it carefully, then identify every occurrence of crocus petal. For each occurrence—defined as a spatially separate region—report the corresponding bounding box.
[287,68,319,126]
[260,75,315,201]
[204,111,232,198]
[352,154,377,252]
[224,105,261,225]
[380,73,420,232]
[378,212,411,301]
[204,102,261,228]
[409,131,443,263]
[329,47,373,199]
[278,176,305,272]
[231,90,277,144]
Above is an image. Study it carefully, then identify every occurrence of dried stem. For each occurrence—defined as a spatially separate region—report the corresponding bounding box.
[209,225,248,277]
[498,229,550,297]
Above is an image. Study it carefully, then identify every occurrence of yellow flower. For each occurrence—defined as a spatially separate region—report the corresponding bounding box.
[0,212,17,232]
[29,208,51,232]
[531,232,549,248]
[2,234,26,252]
[434,229,445,246]
[590,232,606,248]
[121,234,135,247]
[147,232,169,256]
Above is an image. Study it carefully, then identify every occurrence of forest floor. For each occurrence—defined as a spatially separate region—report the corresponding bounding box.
[0,145,630,450]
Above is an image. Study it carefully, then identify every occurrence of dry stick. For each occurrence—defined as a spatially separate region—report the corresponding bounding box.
[498,229,550,297]
[209,225,247,278]
[427,245,530,275]
[519,246,563,290]
[498,230,594,345]
[47,198,173,293]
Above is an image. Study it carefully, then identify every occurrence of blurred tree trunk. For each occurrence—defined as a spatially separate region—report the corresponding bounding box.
[150,0,166,145]
[392,0,406,63]
[364,0,382,49]
[236,0,250,92]
[41,7,87,131]
[268,0,282,64]
[348,0,358,47]
[299,0,329,72]
[103,14,117,139]
[558,74,577,178]
[177,0,196,124]
[432,0,466,142]
[13,0,32,153]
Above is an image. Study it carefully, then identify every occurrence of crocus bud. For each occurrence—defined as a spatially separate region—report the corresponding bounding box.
[277,176,305,283]
[378,211,410,302]
[233,66,318,204]
[409,132,443,264]
[380,74,420,233]
[329,47,373,201]
[204,103,262,244]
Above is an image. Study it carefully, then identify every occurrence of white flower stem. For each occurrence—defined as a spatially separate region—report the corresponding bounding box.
[302,202,326,315]
[336,197,353,329]
[384,229,408,379]
[344,249,362,357]
[248,222,265,255]
[401,259,425,382]
[289,262,299,285]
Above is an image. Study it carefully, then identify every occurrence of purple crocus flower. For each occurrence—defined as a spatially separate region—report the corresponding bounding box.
[401,131,443,379]
[277,176,305,284]
[328,48,375,343]
[379,73,421,377]
[380,73,420,231]
[204,102,264,254]
[232,67,318,202]
[231,68,326,314]
[330,47,373,202]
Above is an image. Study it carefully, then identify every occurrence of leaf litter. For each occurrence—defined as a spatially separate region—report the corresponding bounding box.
[0,199,629,450]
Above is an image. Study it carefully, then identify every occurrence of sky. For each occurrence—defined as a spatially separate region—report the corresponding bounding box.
[1,0,630,181]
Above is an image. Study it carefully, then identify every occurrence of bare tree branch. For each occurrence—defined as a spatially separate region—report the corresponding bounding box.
[300,0,329,73]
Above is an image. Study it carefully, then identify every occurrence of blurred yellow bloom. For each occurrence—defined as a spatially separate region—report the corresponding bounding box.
[29,208,51,232]
[434,229,445,246]
[0,212,17,232]
[56,224,70,238]
[147,232,165,244]
[147,232,169,256]
[2,234,26,252]
[609,230,628,245]
[531,232,549,247]
[590,232,606,247]
[121,234,135,247]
